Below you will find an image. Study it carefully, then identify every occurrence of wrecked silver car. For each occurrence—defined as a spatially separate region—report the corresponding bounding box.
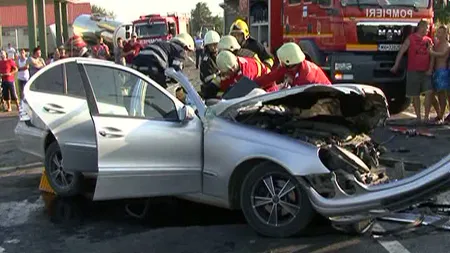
[15,58,450,238]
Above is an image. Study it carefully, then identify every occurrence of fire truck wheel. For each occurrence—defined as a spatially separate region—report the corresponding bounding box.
[240,162,315,238]
[388,96,412,115]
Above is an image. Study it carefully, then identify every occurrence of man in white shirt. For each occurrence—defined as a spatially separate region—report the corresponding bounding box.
[17,48,30,101]
[6,43,16,60]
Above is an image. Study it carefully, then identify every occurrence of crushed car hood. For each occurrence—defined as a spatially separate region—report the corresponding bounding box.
[210,84,390,133]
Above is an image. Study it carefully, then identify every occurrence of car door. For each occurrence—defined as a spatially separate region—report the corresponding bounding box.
[24,61,97,173]
[77,62,203,201]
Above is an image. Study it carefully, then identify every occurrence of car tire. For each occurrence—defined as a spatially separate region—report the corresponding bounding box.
[44,141,83,197]
[240,162,315,238]
[388,96,411,115]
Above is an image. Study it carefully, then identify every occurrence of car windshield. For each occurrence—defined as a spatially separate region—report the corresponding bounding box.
[135,22,167,37]
[342,0,429,8]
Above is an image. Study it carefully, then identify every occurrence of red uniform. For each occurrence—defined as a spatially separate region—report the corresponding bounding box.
[407,33,433,71]
[0,59,16,82]
[123,41,143,64]
[220,56,279,92]
[255,60,331,88]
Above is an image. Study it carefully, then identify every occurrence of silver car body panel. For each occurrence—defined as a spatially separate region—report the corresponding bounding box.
[72,60,203,200]
[20,60,97,172]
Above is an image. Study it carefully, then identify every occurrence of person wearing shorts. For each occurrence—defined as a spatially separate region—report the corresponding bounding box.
[0,50,19,112]
[429,25,450,123]
[391,20,435,124]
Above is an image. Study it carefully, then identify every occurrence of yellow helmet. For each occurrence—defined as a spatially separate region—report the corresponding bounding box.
[218,35,241,51]
[204,30,221,46]
[216,50,239,73]
[229,19,250,38]
[172,33,195,51]
[276,42,305,66]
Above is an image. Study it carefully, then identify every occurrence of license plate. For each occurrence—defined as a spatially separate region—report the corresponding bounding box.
[378,44,401,51]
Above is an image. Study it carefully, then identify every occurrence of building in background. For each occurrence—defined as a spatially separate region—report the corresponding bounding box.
[0,2,91,51]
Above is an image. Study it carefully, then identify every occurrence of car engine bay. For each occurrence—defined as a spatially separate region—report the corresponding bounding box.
[228,91,391,198]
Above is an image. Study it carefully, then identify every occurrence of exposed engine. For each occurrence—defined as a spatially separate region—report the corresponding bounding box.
[232,99,389,198]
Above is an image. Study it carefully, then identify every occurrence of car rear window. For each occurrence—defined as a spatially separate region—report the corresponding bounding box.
[30,65,64,94]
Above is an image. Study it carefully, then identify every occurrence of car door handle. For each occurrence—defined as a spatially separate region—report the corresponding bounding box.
[98,127,124,138]
[43,103,66,114]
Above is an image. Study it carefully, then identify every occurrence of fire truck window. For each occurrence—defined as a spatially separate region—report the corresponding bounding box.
[168,22,177,36]
[318,0,331,6]
[288,0,301,4]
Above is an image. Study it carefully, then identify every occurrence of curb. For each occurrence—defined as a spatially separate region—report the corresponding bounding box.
[0,162,43,173]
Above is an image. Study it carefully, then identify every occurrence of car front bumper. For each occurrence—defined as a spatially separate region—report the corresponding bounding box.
[304,154,450,222]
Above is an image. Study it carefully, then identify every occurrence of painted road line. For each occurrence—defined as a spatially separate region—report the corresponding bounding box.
[0,162,43,173]
[374,224,411,253]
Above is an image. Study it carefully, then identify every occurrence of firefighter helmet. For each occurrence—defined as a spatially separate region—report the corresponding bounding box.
[172,33,195,51]
[216,50,239,73]
[204,30,221,46]
[229,19,250,38]
[276,42,305,66]
[218,35,241,51]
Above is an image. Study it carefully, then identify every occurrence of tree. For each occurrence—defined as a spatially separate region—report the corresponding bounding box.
[91,4,116,19]
[434,0,450,24]
[190,2,224,36]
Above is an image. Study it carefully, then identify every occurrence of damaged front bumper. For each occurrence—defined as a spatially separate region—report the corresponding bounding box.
[304,154,450,223]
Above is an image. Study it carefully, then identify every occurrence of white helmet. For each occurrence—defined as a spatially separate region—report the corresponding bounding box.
[276,42,305,66]
[218,35,241,51]
[216,50,238,73]
[204,30,221,46]
[172,33,195,51]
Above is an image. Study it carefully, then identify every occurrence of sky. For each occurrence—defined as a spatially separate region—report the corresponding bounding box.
[86,0,224,22]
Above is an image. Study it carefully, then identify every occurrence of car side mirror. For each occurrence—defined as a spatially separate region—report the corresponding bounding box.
[179,105,194,122]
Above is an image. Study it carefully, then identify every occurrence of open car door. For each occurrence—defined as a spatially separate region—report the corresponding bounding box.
[77,60,203,200]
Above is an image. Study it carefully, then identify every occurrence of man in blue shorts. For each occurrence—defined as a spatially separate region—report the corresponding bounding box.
[429,25,450,123]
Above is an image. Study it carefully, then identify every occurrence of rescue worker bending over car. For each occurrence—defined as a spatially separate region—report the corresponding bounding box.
[218,35,261,61]
[131,33,195,88]
[229,19,274,68]
[255,42,331,89]
[199,30,222,99]
[216,50,278,93]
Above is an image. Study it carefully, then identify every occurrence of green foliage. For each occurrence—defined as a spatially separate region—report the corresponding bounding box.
[91,4,116,19]
[190,2,224,35]
[434,0,450,24]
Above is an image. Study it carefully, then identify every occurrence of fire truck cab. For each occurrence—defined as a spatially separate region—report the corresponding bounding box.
[243,0,435,114]
[132,13,190,47]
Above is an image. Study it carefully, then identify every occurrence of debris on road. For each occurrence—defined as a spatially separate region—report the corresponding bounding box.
[389,126,435,138]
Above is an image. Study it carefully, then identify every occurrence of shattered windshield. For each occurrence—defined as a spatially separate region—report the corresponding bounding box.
[135,22,167,37]
[341,0,430,8]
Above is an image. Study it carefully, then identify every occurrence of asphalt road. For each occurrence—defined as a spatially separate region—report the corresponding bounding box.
[2,64,450,252]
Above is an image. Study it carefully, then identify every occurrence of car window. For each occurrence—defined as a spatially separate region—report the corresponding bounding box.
[65,62,85,97]
[84,65,178,120]
[30,65,64,94]
[288,0,301,4]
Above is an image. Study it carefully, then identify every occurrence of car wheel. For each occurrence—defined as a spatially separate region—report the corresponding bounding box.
[44,141,82,197]
[240,162,315,238]
[388,96,411,115]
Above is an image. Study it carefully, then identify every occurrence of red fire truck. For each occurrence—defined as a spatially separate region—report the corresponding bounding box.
[243,0,438,114]
[132,13,190,47]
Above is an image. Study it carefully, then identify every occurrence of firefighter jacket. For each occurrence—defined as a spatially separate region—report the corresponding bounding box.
[242,37,274,68]
[199,49,221,99]
[255,60,331,89]
[220,56,279,92]
[132,40,186,71]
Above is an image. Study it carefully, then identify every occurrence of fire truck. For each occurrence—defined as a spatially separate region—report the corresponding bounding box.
[72,13,190,51]
[243,0,439,114]
[132,13,190,47]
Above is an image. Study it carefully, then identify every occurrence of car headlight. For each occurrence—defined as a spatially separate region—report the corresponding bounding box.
[334,63,352,71]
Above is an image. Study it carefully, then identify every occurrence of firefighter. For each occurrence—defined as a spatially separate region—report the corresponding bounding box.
[255,42,331,89]
[65,35,91,57]
[199,30,222,99]
[229,19,274,68]
[215,50,278,93]
[131,33,195,89]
